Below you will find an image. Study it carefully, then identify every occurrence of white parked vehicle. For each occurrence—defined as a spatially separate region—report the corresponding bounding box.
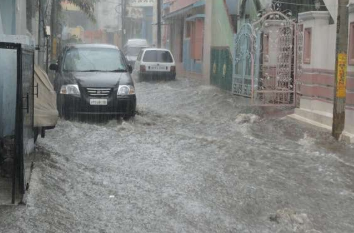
[133,48,176,81]
[34,65,59,141]
[123,39,149,67]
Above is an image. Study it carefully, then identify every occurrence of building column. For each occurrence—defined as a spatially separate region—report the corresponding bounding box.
[0,9,3,34]
[202,0,212,84]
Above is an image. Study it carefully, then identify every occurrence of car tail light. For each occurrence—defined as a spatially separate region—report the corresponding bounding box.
[170,66,176,73]
[140,65,146,72]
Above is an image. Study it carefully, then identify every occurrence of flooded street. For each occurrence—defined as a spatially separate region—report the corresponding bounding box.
[1,77,354,233]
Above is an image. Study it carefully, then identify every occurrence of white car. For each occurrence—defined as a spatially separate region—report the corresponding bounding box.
[133,48,176,81]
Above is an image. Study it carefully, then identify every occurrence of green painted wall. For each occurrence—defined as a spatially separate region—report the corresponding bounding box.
[211,0,234,51]
[210,47,233,92]
[210,0,234,91]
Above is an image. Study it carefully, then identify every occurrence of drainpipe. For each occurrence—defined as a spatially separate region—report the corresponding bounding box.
[157,0,162,48]
[0,9,3,34]
[121,0,127,47]
[51,0,58,62]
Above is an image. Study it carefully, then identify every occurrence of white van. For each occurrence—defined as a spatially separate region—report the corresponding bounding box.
[123,39,149,67]
[133,48,176,81]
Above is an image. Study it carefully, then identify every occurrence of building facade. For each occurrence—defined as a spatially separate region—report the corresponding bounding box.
[163,0,208,79]
[161,0,354,143]
[293,1,354,143]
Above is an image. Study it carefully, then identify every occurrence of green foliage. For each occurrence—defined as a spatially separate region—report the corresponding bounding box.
[58,0,99,22]
[62,35,83,47]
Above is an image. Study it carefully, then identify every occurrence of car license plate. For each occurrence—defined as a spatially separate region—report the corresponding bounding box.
[90,99,107,105]
[149,65,167,71]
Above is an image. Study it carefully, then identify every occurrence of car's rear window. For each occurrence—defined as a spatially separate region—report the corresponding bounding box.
[143,51,173,63]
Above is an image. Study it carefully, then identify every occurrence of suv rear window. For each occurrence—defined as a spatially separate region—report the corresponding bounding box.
[143,51,173,63]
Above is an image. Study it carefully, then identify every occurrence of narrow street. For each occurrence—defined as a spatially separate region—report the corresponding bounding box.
[1,77,354,233]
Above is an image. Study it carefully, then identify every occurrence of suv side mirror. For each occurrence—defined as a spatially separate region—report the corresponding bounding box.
[128,65,133,74]
[49,63,58,71]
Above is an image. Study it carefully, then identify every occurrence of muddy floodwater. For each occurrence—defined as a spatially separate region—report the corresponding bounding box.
[1,78,354,233]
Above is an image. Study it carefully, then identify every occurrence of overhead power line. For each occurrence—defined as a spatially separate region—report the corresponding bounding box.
[276,1,349,7]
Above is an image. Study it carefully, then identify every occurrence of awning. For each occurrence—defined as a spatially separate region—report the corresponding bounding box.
[163,0,205,20]
[163,2,172,10]
[185,14,205,21]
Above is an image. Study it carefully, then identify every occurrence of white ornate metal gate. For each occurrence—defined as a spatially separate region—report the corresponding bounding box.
[232,7,302,106]
[252,11,297,106]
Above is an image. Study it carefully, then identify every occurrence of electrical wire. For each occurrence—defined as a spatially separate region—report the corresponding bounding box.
[275,1,350,8]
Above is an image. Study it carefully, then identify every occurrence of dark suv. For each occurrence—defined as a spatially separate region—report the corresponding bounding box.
[50,44,136,119]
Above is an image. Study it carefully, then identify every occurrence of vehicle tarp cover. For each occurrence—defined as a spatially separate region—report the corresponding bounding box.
[34,65,59,127]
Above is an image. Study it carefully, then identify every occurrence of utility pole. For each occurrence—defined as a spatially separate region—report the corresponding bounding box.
[38,0,46,69]
[51,0,58,62]
[157,0,162,48]
[121,0,127,47]
[332,0,349,140]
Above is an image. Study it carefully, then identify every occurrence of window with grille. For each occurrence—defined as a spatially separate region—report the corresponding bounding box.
[304,28,312,64]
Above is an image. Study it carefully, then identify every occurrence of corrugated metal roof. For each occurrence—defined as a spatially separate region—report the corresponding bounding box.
[185,14,205,21]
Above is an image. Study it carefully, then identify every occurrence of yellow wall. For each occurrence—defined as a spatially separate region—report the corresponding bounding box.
[61,1,80,11]
[69,27,84,38]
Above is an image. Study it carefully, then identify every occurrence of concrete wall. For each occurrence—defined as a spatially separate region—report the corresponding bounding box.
[0,0,16,34]
[15,0,27,35]
[0,0,27,35]
[295,12,336,132]
[300,12,336,71]
[298,11,336,108]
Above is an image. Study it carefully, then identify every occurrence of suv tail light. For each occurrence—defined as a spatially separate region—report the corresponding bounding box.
[170,66,176,73]
[140,65,146,72]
